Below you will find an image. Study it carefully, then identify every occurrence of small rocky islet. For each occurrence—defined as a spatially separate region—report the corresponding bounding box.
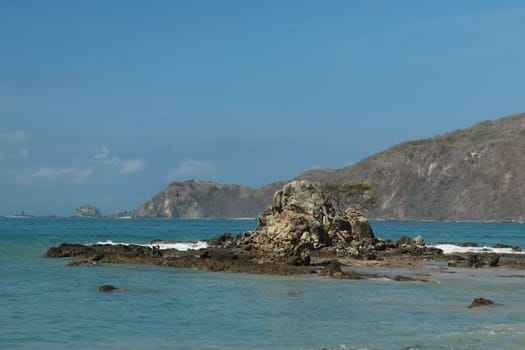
[46,180,525,280]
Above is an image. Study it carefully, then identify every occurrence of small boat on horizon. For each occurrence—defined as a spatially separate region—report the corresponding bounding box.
[5,211,31,219]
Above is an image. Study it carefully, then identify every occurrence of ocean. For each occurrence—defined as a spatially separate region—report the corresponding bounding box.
[1,218,525,350]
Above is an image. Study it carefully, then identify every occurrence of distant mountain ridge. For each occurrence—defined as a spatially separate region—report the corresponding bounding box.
[134,113,525,222]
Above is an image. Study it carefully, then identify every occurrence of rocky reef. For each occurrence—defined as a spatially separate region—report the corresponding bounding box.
[47,180,525,279]
[216,180,379,265]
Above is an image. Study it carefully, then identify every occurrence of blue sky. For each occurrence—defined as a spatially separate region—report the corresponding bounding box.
[2,0,525,215]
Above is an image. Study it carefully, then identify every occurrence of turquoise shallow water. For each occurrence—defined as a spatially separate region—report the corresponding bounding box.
[1,218,525,349]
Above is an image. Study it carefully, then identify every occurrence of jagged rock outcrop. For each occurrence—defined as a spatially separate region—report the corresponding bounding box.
[233,180,376,264]
[207,180,443,264]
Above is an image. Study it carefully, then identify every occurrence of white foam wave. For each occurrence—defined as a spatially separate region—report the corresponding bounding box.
[430,244,525,255]
[152,241,208,251]
[97,240,131,246]
[95,240,208,251]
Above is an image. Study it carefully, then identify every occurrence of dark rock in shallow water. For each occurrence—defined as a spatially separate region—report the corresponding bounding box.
[458,242,479,247]
[206,232,233,247]
[468,297,495,308]
[46,243,159,263]
[286,252,311,266]
[98,285,119,292]
[392,275,414,282]
[46,243,93,258]
[447,253,500,268]
[468,254,482,268]
[494,243,522,251]
[488,255,500,267]
[319,260,344,278]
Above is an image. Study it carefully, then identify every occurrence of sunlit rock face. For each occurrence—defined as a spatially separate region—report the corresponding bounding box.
[251,180,375,262]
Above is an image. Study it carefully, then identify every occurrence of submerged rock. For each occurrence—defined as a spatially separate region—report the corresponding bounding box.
[468,297,495,308]
[319,260,344,278]
[98,285,119,292]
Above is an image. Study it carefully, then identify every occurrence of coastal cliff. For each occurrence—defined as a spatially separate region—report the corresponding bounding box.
[133,180,283,219]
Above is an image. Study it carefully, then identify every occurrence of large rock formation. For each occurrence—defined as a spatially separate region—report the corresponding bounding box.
[176,180,440,265]
[230,180,376,264]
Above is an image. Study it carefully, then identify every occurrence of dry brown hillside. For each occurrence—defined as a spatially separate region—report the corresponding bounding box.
[300,113,525,222]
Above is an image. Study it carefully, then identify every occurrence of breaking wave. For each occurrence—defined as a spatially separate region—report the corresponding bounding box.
[95,240,208,251]
[430,243,525,255]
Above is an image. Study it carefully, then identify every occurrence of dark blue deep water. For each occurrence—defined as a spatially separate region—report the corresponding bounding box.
[2,218,525,349]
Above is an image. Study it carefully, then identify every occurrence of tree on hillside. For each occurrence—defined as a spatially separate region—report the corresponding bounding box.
[320,181,378,214]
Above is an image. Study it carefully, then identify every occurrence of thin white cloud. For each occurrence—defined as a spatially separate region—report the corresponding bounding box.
[119,159,145,175]
[31,167,93,183]
[166,159,217,181]
[93,146,145,176]
[0,130,30,142]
